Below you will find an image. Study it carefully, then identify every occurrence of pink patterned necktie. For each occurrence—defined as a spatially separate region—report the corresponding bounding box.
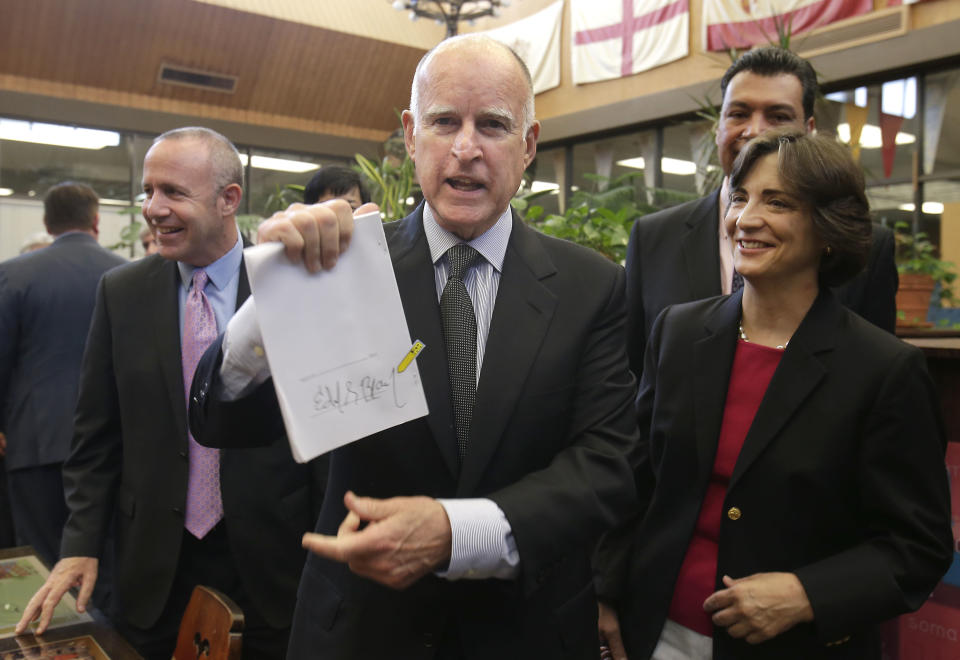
[181,269,223,538]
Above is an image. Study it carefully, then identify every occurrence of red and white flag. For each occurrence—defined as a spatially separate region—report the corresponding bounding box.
[478,0,563,94]
[572,0,689,85]
[703,0,871,52]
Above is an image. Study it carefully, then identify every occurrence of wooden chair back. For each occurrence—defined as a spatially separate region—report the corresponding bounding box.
[172,585,244,660]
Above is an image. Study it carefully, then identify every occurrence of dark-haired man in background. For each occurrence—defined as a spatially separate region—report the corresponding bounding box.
[0,182,126,567]
[621,47,897,378]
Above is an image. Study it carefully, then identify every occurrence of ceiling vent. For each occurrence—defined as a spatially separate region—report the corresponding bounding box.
[795,6,908,59]
[158,63,237,94]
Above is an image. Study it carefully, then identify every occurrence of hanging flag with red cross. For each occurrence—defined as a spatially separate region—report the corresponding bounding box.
[571,0,690,85]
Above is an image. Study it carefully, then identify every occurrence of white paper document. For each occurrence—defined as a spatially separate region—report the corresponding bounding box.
[243,212,429,462]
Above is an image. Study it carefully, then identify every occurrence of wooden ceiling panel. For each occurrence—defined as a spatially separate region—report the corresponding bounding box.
[0,0,425,142]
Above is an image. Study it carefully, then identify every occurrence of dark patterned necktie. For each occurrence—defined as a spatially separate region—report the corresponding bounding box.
[731,269,744,293]
[441,244,481,464]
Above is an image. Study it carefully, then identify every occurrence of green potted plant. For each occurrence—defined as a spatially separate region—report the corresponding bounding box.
[522,171,694,264]
[106,206,145,257]
[894,221,957,327]
[354,153,419,223]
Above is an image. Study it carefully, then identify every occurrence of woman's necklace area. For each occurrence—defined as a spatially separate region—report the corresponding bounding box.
[738,322,789,350]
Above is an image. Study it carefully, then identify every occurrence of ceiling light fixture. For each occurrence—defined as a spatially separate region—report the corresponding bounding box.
[899,202,944,215]
[238,154,320,173]
[530,181,559,193]
[836,123,915,149]
[0,119,120,150]
[616,157,717,176]
[391,1,509,38]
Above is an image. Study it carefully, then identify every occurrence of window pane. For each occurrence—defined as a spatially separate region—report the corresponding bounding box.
[924,68,960,176]
[820,80,917,184]
[0,122,131,202]
[662,120,720,201]
[525,147,561,216]
[571,130,660,205]
[929,180,960,278]
[0,121,135,260]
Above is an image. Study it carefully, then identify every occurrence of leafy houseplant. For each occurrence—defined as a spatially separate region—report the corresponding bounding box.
[106,206,145,257]
[520,172,694,264]
[354,153,419,223]
[894,222,957,326]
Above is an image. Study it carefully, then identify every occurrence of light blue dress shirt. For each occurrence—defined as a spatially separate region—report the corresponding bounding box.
[177,234,243,339]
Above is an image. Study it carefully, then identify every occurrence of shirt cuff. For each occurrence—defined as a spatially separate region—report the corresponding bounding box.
[436,498,519,580]
[220,296,270,400]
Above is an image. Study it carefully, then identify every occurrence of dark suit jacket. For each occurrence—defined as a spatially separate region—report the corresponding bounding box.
[595,290,952,660]
[625,191,899,376]
[60,253,326,630]
[0,233,125,470]
[191,207,640,659]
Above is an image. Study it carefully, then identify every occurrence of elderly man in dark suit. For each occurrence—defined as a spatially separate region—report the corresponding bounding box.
[17,128,326,660]
[0,182,125,567]
[191,35,639,658]
[624,47,898,377]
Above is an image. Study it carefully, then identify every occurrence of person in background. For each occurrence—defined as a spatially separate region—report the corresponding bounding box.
[0,182,126,568]
[18,231,53,254]
[594,130,952,659]
[16,128,326,660]
[140,225,158,256]
[302,164,369,210]
[624,47,898,378]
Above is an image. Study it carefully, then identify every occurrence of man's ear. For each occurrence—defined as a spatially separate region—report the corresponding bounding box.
[523,121,540,169]
[219,183,243,216]
[401,110,416,161]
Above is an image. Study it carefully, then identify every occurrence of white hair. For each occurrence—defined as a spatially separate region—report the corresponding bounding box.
[19,232,53,254]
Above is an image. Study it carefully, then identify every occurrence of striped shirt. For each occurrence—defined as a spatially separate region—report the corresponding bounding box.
[424,204,519,581]
[423,203,511,379]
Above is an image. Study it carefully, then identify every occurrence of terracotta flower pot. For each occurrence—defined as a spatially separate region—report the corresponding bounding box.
[896,272,936,327]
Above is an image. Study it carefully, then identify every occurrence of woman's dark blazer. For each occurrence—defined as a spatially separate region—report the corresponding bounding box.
[595,289,953,659]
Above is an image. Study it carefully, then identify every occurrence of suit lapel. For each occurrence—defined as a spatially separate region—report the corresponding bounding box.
[389,209,460,478]
[458,216,558,496]
[682,190,723,300]
[729,291,838,489]
[692,293,741,482]
[153,259,189,444]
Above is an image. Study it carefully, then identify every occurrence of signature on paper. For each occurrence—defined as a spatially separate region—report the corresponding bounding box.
[311,367,408,416]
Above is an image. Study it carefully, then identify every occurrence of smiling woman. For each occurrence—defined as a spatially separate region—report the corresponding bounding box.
[595,129,953,660]
[726,130,873,337]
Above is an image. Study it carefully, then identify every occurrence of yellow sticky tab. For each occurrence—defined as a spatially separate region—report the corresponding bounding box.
[397,340,426,373]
